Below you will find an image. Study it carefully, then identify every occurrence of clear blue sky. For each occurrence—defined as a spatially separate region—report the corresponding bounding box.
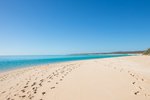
[0,0,150,55]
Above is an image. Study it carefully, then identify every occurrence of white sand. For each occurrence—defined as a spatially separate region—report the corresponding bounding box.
[0,55,150,100]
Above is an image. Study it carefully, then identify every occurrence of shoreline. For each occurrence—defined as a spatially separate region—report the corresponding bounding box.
[0,54,130,73]
[0,55,150,100]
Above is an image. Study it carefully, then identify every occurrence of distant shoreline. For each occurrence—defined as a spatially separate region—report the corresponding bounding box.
[69,51,143,55]
[0,54,129,72]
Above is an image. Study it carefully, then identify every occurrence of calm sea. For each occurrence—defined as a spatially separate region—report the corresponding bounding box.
[0,54,130,71]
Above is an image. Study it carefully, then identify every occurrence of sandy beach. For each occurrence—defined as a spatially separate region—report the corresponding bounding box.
[0,55,150,100]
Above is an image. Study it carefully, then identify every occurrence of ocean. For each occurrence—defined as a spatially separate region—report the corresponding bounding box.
[0,54,130,71]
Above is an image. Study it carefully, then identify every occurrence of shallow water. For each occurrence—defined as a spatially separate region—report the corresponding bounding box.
[0,54,130,71]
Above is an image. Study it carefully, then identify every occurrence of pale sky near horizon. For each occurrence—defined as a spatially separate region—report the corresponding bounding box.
[0,0,150,55]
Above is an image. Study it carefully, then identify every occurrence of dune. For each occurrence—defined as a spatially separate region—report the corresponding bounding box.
[0,55,150,100]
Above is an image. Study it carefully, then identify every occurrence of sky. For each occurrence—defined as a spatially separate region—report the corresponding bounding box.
[0,0,150,55]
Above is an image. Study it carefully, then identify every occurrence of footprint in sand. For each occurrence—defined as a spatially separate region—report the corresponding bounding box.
[21,89,25,93]
[134,91,139,95]
[31,82,36,87]
[47,81,51,83]
[39,83,42,86]
[1,91,6,94]
[42,92,46,95]
[32,87,37,91]
[7,97,10,100]
[26,81,30,85]
[24,85,28,88]
[40,79,44,82]
[51,87,55,89]
[132,82,136,85]
[28,94,34,99]
[139,86,142,90]
[130,73,135,77]
[21,95,26,98]
[141,78,144,81]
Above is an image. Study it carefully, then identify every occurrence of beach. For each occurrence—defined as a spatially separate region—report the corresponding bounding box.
[0,55,150,100]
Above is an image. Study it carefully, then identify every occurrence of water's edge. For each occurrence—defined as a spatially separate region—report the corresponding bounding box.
[0,54,131,72]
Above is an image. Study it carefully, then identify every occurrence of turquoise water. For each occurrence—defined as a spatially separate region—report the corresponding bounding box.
[0,54,130,71]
